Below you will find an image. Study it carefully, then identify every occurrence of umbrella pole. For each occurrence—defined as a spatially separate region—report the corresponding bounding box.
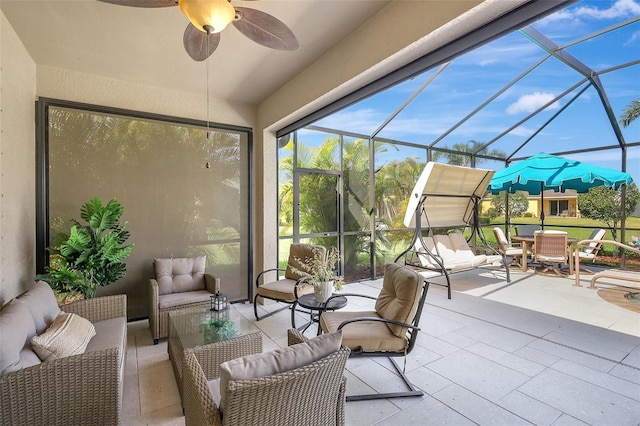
[540,182,545,229]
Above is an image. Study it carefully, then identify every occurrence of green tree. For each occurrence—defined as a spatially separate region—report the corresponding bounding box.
[490,191,529,217]
[620,98,640,127]
[578,183,640,242]
[432,140,506,166]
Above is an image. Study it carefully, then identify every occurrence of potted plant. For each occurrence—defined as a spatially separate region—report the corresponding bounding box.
[200,317,236,342]
[291,246,344,303]
[36,196,132,301]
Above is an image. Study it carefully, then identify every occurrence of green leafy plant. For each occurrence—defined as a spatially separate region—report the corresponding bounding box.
[201,318,236,341]
[36,196,132,299]
[290,246,344,290]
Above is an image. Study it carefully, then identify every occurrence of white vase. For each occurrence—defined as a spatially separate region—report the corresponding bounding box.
[314,281,334,303]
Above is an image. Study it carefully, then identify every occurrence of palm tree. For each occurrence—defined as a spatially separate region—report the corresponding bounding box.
[620,98,640,127]
[432,140,505,166]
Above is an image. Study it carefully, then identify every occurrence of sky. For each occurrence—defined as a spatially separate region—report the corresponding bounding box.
[305,0,640,185]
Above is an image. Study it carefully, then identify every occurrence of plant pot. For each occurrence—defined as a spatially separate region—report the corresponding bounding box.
[314,281,334,303]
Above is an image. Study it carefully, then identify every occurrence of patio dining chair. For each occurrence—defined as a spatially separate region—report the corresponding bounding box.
[493,227,530,268]
[254,243,326,327]
[319,262,430,401]
[533,230,569,276]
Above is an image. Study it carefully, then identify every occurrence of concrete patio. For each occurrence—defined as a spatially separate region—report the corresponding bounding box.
[123,267,640,425]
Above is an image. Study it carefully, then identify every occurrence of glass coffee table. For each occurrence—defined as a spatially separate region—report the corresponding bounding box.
[168,306,262,408]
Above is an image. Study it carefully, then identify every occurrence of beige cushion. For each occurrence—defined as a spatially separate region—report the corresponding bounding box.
[218,330,342,412]
[154,256,206,295]
[284,244,325,281]
[320,310,407,353]
[31,312,96,361]
[414,238,439,269]
[256,278,314,300]
[17,281,61,336]
[375,263,422,338]
[0,299,37,374]
[158,290,214,310]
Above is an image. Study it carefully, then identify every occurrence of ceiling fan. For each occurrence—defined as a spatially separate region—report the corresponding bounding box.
[98,0,299,61]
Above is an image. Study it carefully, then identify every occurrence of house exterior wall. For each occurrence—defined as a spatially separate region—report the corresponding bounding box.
[0,11,37,304]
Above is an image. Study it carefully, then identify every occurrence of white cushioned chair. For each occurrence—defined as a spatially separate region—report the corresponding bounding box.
[493,227,530,267]
[253,243,326,327]
[577,228,606,273]
[320,262,430,401]
[149,256,220,344]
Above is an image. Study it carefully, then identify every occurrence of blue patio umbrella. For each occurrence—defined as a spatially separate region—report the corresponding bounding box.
[489,153,633,227]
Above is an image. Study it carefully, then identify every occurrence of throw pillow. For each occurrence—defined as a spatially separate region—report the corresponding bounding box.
[218,330,342,412]
[31,311,96,361]
[0,300,37,374]
[17,280,61,335]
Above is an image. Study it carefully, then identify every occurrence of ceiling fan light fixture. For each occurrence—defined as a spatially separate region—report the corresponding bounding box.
[179,0,235,34]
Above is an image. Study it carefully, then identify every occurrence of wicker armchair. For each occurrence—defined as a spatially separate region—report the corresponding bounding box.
[0,294,127,426]
[149,256,220,344]
[183,329,349,426]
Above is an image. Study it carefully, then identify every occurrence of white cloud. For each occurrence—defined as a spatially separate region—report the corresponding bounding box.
[506,92,561,115]
[573,0,640,19]
[625,30,640,46]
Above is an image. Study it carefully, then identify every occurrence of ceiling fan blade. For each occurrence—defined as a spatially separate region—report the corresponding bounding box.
[97,0,177,7]
[183,23,221,61]
[232,7,298,51]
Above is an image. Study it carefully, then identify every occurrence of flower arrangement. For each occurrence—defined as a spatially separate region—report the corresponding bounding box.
[291,245,344,291]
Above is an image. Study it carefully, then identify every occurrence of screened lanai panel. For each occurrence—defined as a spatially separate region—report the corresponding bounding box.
[516,84,623,158]
[295,128,340,171]
[374,143,426,228]
[42,103,252,319]
[343,136,370,233]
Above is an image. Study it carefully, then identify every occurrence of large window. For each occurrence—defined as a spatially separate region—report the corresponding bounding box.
[37,99,252,319]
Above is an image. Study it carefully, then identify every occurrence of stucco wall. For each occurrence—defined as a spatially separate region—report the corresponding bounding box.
[37,66,255,128]
[0,11,37,304]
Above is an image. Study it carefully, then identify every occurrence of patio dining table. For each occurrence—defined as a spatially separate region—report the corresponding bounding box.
[512,235,577,274]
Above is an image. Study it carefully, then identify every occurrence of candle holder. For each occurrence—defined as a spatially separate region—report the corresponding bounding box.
[210,291,228,311]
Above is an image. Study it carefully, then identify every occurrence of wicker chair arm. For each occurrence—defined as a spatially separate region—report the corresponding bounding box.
[0,348,122,425]
[287,328,308,345]
[62,294,127,323]
[204,274,220,294]
[183,351,223,426]
[188,332,263,380]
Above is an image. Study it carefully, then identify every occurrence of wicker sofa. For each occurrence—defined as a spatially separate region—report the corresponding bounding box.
[0,281,127,425]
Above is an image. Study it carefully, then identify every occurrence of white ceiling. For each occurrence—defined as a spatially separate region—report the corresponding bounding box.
[1,0,391,105]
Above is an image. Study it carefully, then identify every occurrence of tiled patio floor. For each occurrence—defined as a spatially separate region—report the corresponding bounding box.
[123,267,640,425]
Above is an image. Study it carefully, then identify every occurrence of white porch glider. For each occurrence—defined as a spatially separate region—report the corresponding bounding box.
[396,162,508,298]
